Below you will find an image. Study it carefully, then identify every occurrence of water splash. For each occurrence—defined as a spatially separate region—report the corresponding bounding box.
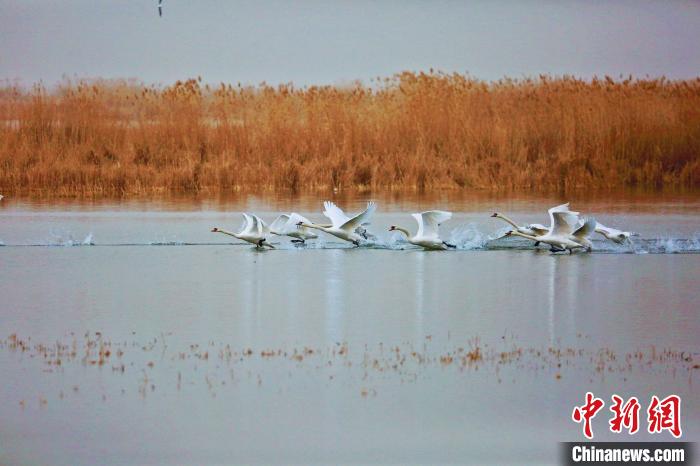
[148,234,185,246]
[632,236,700,254]
[81,233,94,246]
[449,223,492,250]
[486,235,700,254]
[44,230,95,247]
[384,232,409,250]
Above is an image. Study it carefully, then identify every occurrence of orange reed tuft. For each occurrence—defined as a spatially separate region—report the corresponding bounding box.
[1,72,699,196]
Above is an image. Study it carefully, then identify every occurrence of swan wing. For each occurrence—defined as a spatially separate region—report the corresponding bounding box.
[239,213,256,235]
[249,214,261,236]
[528,223,549,235]
[340,201,377,232]
[254,215,269,235]
[269,214,291,235]
[411,213,424,238]
[547,203,566,231]
[550,211,579,236]
[548,203,579,235]
[549,202,571,213]
[415,210,451,239]
[595,223,623,236]
[323,201,349,228]
[287,212,314,235]
[547,203,579,222]
[288,212,313,225]
[573,217,597,239]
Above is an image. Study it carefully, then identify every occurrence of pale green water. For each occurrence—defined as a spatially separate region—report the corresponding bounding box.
[0,194,699,465]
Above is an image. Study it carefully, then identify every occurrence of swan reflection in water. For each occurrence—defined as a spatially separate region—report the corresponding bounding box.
[547,254,580,346]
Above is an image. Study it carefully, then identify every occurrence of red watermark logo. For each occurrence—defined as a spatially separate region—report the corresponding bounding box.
[609,394,640,435]
[572,393,681,439]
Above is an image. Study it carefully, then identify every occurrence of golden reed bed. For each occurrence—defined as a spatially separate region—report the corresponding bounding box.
[1,72,699,196]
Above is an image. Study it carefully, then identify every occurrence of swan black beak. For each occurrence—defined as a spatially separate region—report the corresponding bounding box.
[490,213,498,218]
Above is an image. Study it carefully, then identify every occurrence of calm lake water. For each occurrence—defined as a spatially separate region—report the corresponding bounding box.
[1,192,699,465]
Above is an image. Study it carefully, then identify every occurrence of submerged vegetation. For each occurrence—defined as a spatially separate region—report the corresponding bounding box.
[1,72,699,196]
[3,332,697,403]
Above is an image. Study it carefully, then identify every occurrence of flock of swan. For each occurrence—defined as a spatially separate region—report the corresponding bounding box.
[211,201,637,253]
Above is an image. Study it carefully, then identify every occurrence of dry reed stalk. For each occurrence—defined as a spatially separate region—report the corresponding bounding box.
[1,73,699,196]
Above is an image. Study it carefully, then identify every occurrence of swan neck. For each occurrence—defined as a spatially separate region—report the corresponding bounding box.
[214,229,239,239]
[303,223,328,232]
[394,226,412,238]
[510,231,538,241]
[496,214,519,229]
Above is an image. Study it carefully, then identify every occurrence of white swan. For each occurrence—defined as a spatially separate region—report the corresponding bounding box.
[491,205,571,246]
[547,203,597,250]
[542,206,637,246]
[320,201,374,239]
[389,210,456,250]
[491,202,590,246]
[298,201,377,246]
[211,213,274,248]
[269,213,318,243]
[506,204,597,253]
[490,212,549,237]
[595,223,638,244]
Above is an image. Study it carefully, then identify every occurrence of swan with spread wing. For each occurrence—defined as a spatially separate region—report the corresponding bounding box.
[505,203,596,253]
[297,201,377,246]
[211,213,274,248]
[389,210,456,250]
[269,213,318,244]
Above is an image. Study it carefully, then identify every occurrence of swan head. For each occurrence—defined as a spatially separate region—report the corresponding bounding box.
[388,225,397,231]
[490,212,501,218]
[211,227,219,233]
[504,230,513,237]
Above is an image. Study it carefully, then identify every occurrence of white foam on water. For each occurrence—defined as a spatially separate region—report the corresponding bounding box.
[81,233,94,246]
[449,223,492,250]
[41,229,95,247]
[643,235,700,254]
[384,231,409,250]
[147,234,185,246]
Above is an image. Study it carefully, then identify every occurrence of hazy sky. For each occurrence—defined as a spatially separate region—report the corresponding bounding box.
[2,0,699,86]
